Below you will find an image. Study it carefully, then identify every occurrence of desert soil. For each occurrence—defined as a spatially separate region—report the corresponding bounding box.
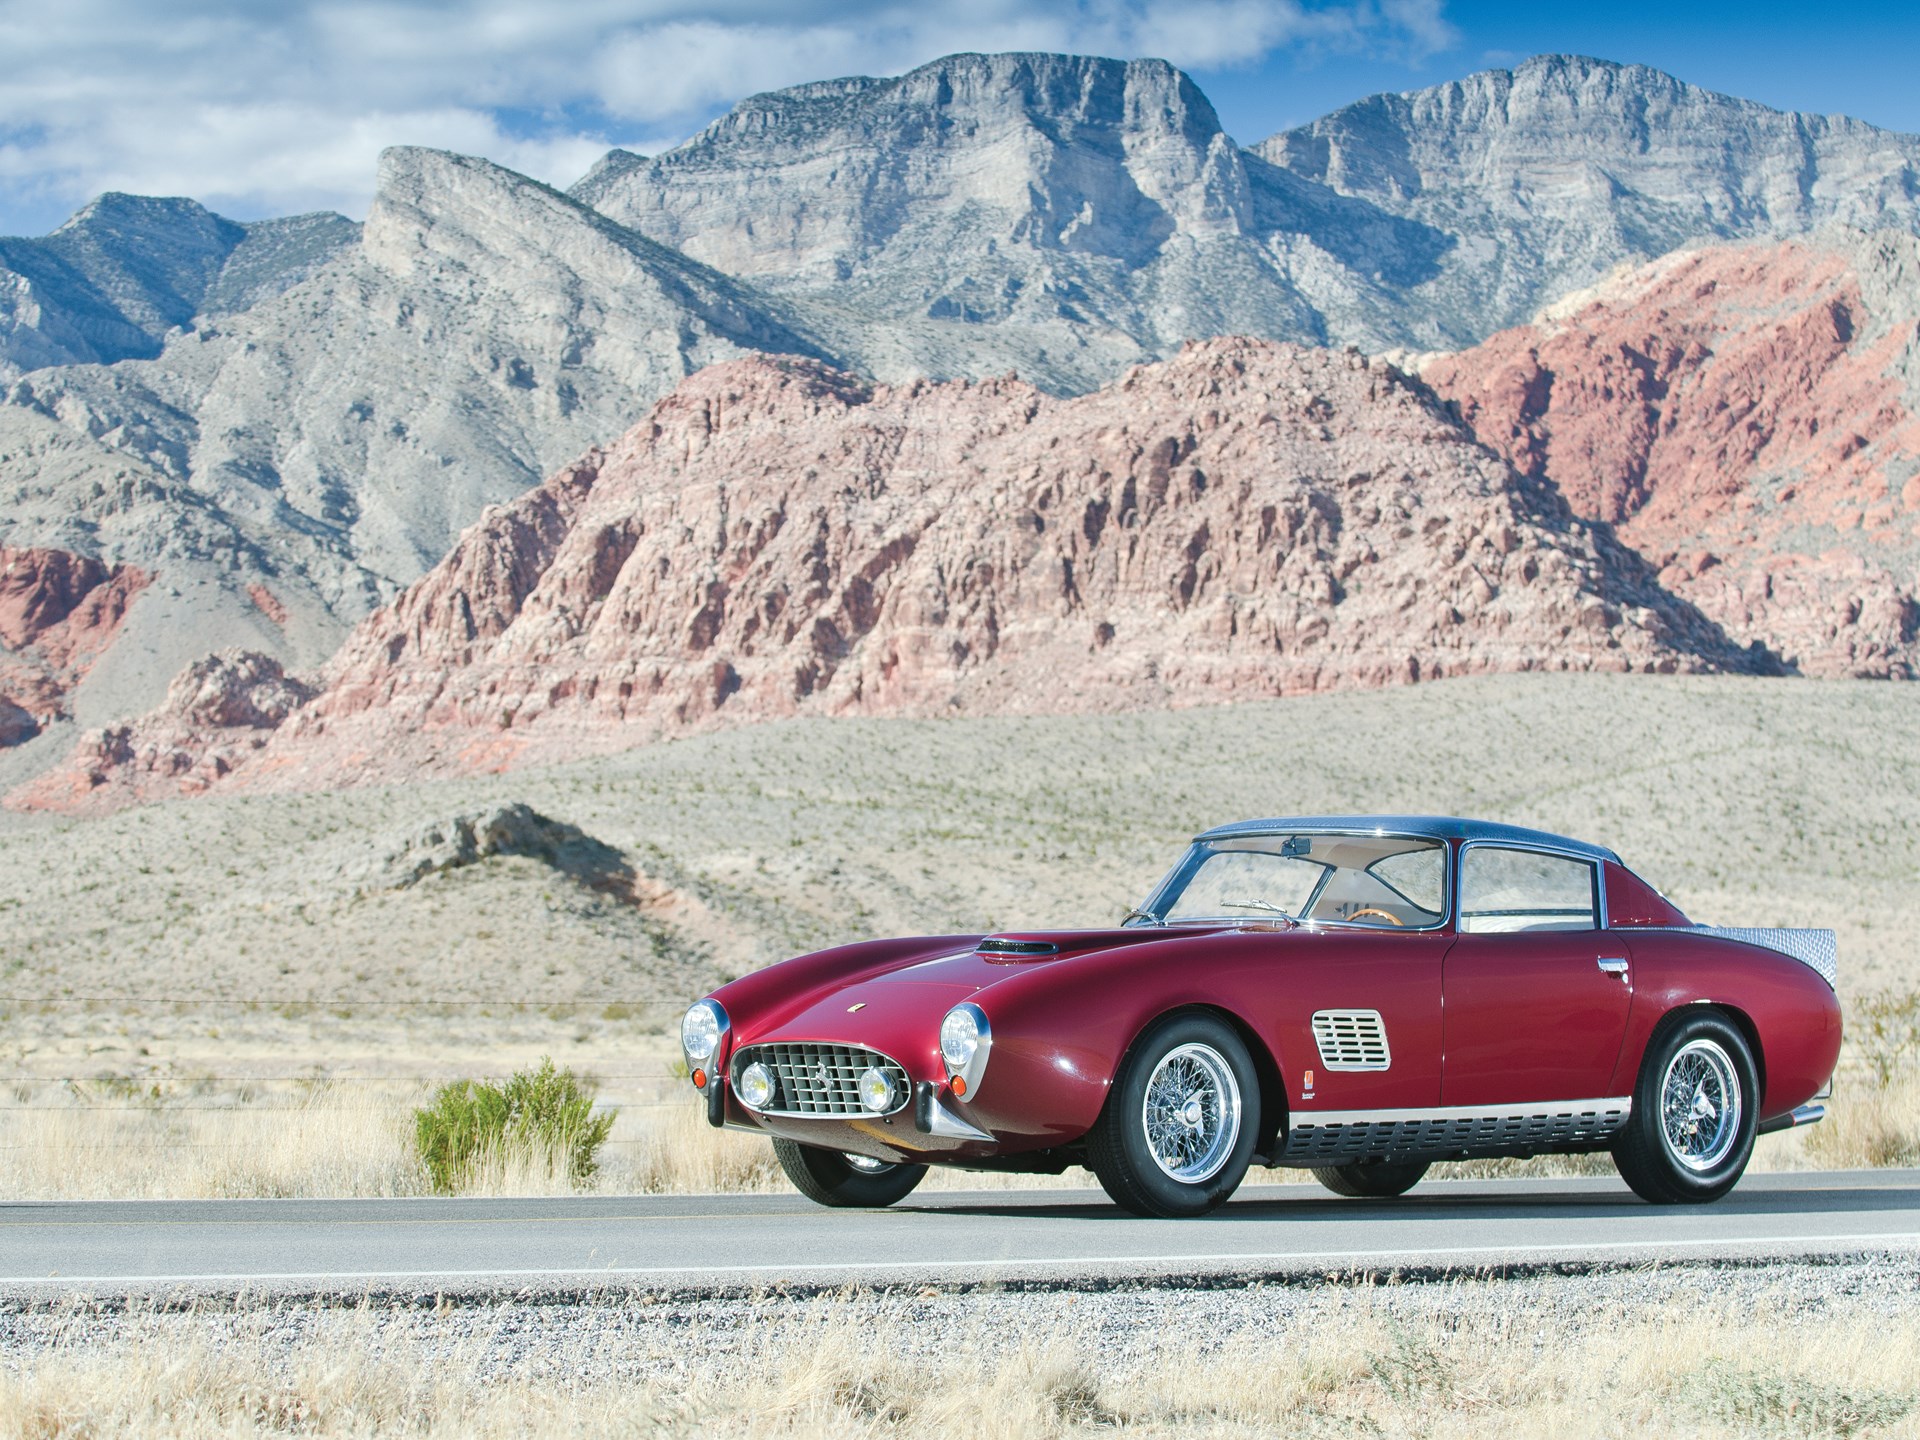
[0,672,1912,1194]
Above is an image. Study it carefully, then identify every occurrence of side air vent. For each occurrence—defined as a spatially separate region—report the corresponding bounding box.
[976,938,1059,956]
[1312,1009,1391,1071]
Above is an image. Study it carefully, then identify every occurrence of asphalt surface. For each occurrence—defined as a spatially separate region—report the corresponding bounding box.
[3,1170,1916,1297]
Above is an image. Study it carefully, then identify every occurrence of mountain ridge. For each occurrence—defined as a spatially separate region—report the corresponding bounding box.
[1,49,1916,792]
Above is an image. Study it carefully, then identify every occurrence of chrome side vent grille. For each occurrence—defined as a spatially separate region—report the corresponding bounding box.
[1312,1010,1391,1071]
[977,938,1059,955]
[733,1043,909,1117]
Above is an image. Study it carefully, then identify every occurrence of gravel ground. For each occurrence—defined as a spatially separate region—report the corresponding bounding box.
[4,1253,1917,1383]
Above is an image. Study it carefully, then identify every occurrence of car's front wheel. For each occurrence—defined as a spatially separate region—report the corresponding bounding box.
[1612,1009,1758,1204]
[1087,1012,1261,1218]
[1311,1159,1430,1198]
[772,1139,928,1208]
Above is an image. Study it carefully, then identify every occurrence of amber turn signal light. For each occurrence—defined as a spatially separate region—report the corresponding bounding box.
[691,1068,707,1089]
[950,1075,968,1098]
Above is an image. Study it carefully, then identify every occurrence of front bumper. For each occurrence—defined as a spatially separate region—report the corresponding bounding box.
[706,1072,1003,1164]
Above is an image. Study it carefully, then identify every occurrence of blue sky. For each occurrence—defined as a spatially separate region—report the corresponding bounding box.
[2,0,1917,238]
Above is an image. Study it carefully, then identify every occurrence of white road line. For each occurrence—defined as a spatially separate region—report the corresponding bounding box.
[8,1231,1918,1287]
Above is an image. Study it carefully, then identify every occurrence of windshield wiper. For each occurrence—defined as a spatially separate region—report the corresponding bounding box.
[1220,898,1300,924]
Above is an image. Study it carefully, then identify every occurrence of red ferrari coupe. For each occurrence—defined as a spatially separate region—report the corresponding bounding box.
[680,816,1840,1217]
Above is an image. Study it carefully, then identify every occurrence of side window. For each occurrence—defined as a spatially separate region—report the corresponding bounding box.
[1459,847,1597,933]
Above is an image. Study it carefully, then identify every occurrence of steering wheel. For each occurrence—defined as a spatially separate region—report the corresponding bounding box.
[1346,907,1405,927]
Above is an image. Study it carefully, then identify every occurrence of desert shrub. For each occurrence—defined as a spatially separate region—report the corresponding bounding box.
[1804,987,1920,1169]
[1849,989,1920,1087]
[413,1059,615,1194]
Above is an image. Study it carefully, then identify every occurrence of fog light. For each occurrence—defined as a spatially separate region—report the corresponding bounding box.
[859,1067,896,1113]
[738,1062,775,1110]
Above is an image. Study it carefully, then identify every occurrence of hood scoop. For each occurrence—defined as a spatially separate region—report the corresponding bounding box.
[976,937,1059,957]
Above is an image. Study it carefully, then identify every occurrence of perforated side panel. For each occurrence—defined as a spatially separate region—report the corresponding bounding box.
[1281,1101,1631,1163]
[1311,1010,1391,1070]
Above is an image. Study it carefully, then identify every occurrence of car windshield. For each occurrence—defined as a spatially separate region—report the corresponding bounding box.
[1133,833,1447,929]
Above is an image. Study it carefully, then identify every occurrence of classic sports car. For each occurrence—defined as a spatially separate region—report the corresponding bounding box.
[680,817,1840,1218]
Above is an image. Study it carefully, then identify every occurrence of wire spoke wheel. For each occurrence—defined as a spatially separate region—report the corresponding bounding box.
[1140,1042,1242,1183]
[1659,1038,1742,1172]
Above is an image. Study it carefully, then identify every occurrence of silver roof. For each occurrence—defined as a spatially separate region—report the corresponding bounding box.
[1192,815,1619,863]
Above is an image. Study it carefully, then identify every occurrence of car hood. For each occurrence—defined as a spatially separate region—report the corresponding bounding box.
[871,927,1224,989]
[738,927,1233,1056]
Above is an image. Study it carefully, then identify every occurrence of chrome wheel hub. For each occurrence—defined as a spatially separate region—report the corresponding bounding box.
[1660,1038,1742,1172]
[1141,1042,1242,1184]
[842,1152,893,1174]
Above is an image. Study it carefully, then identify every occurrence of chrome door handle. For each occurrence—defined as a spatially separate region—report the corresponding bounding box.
[1597,957,1629,977]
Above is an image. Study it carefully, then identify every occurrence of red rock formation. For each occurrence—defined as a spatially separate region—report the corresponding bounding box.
[8,650,314,806]
[1426,239,1920,676]
[16,339,1766,810]
[0,546,150,745]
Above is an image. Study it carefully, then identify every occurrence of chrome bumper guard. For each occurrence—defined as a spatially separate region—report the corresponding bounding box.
[912,1081,994,1142]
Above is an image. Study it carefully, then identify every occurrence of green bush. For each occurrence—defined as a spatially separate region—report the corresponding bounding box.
[413,1059,617,1194]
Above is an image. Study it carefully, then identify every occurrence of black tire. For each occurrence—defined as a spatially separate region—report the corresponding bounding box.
[1311,1159,1430,1198]
[1087,1012,1261,1218]
[771,1138,928,1208]
[1612,1009,1758,1205]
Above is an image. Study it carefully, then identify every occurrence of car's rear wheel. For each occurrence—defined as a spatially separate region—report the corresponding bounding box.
[1612,1010,1757,1204]
[1087,1012,1261,1218]
[1311,1159,1430,1198]
[771,1138,928,1208]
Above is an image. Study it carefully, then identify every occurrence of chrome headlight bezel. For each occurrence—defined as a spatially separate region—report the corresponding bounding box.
[681,998,727,1071]
[939,1002,992,1099]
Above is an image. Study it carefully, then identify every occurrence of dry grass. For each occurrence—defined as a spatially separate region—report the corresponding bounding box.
[0,1087,429,1200]
[1,974,1914,1199]
[1,1286,1917,1437]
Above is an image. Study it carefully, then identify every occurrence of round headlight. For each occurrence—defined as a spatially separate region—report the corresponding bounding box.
[738,1061,775,1110]
[858,1067,896,1113]
[681,1001,722,1064]
[940,1006,980,1072]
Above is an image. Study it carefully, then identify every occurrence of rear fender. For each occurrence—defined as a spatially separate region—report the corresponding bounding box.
[1611,932,1840,1117]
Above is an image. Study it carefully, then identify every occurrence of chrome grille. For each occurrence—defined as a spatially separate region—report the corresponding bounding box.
[734,1042,910,1116]
[1312,1010,1391,1071]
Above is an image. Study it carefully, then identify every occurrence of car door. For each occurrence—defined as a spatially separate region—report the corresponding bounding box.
[1440,843,1634,1107]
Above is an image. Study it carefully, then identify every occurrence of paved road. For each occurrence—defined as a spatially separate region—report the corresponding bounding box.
[3,1171,1916,1296]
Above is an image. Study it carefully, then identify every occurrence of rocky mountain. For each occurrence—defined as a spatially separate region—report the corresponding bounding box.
[0,546,149,750]
[0,149,825,689]
[11,339,1774,812]
[2,50,1918,794]
[583,51,1920,360]
[1425,231,1920,677]
[0,195,359,376]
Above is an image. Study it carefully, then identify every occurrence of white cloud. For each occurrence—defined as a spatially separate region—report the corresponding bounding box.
[0,0,1456,232]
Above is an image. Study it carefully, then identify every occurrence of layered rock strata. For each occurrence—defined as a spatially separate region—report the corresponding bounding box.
[14,340,1770,811]
[0,546,150,744]
[1426,234,1920,676]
